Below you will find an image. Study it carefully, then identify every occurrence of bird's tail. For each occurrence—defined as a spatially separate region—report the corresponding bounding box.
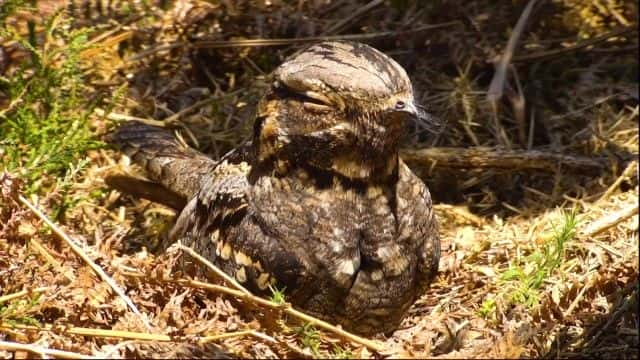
[106,121,217,207]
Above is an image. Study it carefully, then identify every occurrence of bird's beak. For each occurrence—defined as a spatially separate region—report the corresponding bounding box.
[402,101,420,120]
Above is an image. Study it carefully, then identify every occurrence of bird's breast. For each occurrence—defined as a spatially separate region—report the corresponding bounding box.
[249,170,401,280]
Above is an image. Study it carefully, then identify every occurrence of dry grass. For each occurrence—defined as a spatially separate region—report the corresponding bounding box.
[1,0,638,358]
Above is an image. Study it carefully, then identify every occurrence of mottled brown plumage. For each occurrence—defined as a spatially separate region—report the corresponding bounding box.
[108,41,440,335]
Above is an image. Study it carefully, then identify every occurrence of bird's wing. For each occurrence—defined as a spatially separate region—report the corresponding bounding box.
[169,157,251,262]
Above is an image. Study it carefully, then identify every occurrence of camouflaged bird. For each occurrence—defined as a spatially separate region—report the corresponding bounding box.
[109,41,440,335]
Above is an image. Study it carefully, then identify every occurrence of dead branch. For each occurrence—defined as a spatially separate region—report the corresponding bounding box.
[322,0,385,35]
[29,238,76,282]
[487,0,538,103]
[0,287,51,304]
[1,322,171,341]
[177,244,251,295]
[513,27,637,63]
[127,22,461,62]
[582,202,639,237]
[0,322,260,346]
[596,161,637,203]
[400,146,607,173]
[0,340,98,360]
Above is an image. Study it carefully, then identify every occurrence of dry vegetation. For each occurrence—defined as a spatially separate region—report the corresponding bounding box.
[0,0,638,358]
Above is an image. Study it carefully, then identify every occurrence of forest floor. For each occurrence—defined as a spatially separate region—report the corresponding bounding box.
[0,0,638,358]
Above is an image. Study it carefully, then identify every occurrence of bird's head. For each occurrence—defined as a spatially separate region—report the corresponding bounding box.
[253,41,421,181]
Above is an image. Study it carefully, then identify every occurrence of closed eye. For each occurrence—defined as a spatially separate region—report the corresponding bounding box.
[273,82,332,111]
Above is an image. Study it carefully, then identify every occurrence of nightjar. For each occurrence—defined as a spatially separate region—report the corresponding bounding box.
[108,41,440,335]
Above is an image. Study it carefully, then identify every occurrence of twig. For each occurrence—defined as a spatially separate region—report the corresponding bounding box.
[246,330,278,344]
[487,0,538,103]
[1,322,170,341]
[162,97,217,124]
[80,30,134,58]
[126,22,460,62]
[156,249,384,352]
[121,272,258,300]
[28,238,76,282]
[400,146,606,173]
[596,161,637,203]
[513,27,637,63]
[198,330,255,344]
[17,195,152,331]
[94,108,166,127]
[0,340,98,360]
[0,287,51,304]
[322,0,385,35]
[97,88,243,127]
[562,276,590,318]
[284,304,385,352]
[1,321,260,346]
[593,240,623,258]
[177,243,251,294]
[581,202,639,237]
[193,23,460,48]
[433,204,484,226]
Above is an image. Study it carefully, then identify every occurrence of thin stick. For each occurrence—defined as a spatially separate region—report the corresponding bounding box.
[180,279,385,352]
[80,30,134,58]
[487,0,538,103]
[0,287,51,304]
[29,238,76,282]
[18,195,152,331]
[178,244,251,294]
[582,202,639,237]
[192,22,460,48]
[400,146,606,173]
[563,277,590,318]
[1,322,171,341]
[247,330,278,344]
[140,247,386,353]
[513,27,636,63]
[285,306,384,352]
[163,97,218,124]
[126,22,460,62]
[433,204,484,226]
[121,272,254,299]
[0,340,98,360]
[597,161,637,203]
[323,0,385,35]
[94,108,167,127]
[198,330,254,344]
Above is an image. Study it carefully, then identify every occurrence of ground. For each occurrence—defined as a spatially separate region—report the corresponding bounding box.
[0,0,638,358]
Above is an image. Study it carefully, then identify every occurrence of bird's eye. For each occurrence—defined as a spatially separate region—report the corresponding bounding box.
[395,101,406,110]
[302,93,332,112]
[272,81,334,112]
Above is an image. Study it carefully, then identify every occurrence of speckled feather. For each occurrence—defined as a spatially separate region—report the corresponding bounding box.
[109,41,440,335]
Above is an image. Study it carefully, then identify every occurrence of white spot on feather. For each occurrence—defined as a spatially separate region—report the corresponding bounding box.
[337,259,356,276]
[371,270,384,281]
[235,267,247,283]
